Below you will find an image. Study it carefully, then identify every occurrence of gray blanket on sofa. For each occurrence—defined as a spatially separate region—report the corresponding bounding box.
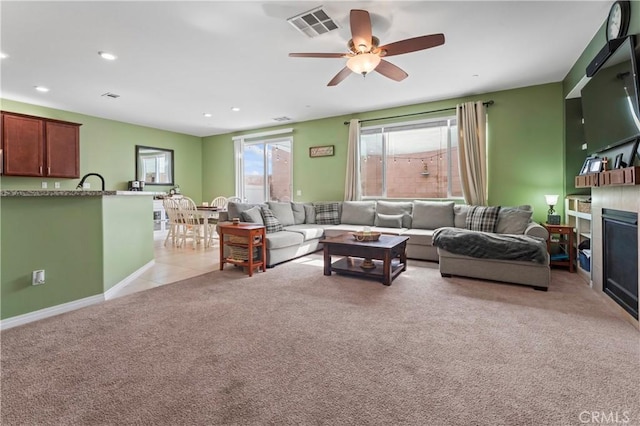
[432,227,548,264]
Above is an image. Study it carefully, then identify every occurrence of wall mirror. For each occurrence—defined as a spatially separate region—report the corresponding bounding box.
[135,145,174,185]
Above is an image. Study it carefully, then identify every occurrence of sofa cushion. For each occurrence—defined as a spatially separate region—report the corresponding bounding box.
[267,201,295,226]
[304,204,316,224]
[341,201,376,226]
[376,200,413,228]
[412,201,455,229]
[283,224,325,241]
[315,202,341,225]
[454,205,470,228]
[265,231,304,250]
[227,202,266,221]
[495,207,533,234]
[290,202,306,225]
[240,206,264,224]
[375,213,403,228]
[260,207,284,233]
[403,228,435,246]
[466,205,501,233]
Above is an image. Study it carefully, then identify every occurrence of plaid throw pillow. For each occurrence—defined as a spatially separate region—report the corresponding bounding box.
[314,203,340,225]
[260,207,283,233]
[466,205,501,232]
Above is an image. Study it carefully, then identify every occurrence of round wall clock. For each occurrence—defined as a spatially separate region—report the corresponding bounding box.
[606,0,631,42]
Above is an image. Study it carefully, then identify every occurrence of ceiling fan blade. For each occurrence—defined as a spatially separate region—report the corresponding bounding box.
[289,53,346,58]
[350,9,372,52]
[379,34,445,57]
[374,60,408,82]
[328,67,352,86]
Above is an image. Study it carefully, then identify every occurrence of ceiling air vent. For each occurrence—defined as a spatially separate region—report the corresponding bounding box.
[287,6,339,38]
[101,92,120,99]
[273,116,292,122]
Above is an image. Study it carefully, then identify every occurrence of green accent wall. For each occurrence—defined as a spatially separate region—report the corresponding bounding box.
[203,83,565,224]
[0,99,203,202]
[562,1,640,196]
[1,195,153,320]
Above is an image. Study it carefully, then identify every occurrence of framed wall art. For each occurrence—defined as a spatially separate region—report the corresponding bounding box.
[309,145,334,158]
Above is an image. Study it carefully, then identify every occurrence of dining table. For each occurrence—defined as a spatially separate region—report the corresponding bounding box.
[196,205,224,247]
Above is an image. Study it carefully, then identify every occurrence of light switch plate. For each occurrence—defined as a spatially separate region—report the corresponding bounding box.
[296,190,302,196]
[83,182,91,189]
[41,182,47,189]
[54,182,60,189]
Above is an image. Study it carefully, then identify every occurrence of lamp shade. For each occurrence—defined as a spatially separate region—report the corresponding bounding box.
[544,194,559,206]
[346,53,381,75]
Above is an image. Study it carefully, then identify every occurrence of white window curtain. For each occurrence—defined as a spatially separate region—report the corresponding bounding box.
[456,101,488,205]
[344,119,361,201]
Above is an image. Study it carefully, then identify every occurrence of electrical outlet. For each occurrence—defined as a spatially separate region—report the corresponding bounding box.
[41,181,48,189]
[83,182,91,189]
[54,182,60,189]
[32,270,45,285]
[296,190,302,196]
[581,143,588,150]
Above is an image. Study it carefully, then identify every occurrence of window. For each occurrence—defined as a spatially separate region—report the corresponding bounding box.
[234,132,292,204]
[360,117,461,199]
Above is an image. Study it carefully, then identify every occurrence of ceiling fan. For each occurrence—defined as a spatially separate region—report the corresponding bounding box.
[289,9,445,86]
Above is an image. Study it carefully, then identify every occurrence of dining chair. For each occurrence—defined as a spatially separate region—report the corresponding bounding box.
[210,196,228,209]
[162,198,183,247]
[207,196,228,240]
[175,197,209,249]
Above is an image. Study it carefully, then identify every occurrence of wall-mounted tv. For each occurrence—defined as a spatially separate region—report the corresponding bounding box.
[581,35,640,158]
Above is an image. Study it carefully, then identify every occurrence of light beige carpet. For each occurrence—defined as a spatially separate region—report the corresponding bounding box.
[1,255,639,425]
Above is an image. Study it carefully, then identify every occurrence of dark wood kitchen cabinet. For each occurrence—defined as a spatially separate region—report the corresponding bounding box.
[1,111,81,178]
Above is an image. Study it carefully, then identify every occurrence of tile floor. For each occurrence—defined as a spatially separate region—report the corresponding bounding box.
[109,232,220,299]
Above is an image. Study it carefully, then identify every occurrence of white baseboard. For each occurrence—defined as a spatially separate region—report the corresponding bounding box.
[1,260,156,330]
[0,294,105,330]
[104,260,155,300]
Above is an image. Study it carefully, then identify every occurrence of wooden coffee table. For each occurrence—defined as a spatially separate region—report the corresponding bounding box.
[320,234,409,286]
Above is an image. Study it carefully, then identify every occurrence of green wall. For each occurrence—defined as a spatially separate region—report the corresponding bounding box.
[1,195,153,320]
[563,1,640,196]
[203,82,565,224]
[0,99,204,202]
[1,197,104,319]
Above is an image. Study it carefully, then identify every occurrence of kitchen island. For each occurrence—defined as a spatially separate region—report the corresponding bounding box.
[1,190,155,327]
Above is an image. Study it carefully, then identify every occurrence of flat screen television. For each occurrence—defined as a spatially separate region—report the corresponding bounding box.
[581,35,640,162]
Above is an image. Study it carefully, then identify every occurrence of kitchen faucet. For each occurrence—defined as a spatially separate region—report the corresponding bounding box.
[76,173,105,191]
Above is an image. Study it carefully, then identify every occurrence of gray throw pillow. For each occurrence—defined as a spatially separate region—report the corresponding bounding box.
[240,206,264,225]
[304,204,316,224]
[341,201,376,226]
[260,207,284,233]
[466,205,501,232]
[227,202,265,221]
[376,213,403,228]
[454,205,470,228]
[267,201,295,226]
[376,200,413,228]
[495,207,533,234]
[412,201,455,229]
[290,202,306,224]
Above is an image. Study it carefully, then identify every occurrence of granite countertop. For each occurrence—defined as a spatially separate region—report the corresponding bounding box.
[0,190,160,197]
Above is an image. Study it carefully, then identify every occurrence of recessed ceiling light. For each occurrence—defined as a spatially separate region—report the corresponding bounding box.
[203,113,212,118]
[98,51,117,60]
[0,52,8,59]
[34,86,50,92]
[231,107,240,112]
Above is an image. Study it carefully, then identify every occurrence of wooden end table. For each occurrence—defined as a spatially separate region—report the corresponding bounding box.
[320,234,409,285]
[543,223,575,272]
[218,222,266,276]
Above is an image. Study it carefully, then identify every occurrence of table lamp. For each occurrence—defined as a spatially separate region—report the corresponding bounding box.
[545,194,561,224]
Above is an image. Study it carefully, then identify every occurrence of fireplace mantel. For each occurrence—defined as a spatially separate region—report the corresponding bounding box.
[591,186,640,329]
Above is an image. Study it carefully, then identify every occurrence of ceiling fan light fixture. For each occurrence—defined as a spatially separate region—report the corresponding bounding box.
[347,53,381,76]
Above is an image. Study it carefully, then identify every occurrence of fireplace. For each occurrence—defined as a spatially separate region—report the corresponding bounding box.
[602,209,638,319]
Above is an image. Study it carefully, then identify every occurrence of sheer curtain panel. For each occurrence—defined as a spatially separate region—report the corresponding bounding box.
[456,101,487,205]
[344,119,361,201]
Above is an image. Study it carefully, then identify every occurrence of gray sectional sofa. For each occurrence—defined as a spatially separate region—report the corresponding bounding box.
[220,200,551,290]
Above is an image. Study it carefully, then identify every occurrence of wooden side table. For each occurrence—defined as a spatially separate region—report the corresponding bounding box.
[543,223,575,272]
[218,222,266,276]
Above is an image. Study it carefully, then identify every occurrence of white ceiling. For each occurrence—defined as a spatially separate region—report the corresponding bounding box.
[1,1,611,137]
